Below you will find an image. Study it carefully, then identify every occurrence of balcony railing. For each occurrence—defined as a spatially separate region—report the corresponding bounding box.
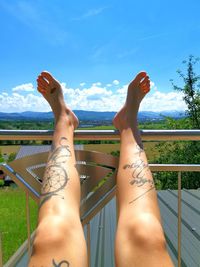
[0,129,200,267]
[0,129,200,140]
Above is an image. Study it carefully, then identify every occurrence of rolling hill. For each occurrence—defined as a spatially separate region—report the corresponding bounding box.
[0,110,186,122]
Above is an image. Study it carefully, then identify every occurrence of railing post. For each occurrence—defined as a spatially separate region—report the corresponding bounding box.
[87,222,91,267]
[178,172,182,267]
[0,232,3,267]
[26,192,31,259]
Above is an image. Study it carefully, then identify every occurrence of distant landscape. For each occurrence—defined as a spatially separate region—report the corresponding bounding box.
[0,110,186,128]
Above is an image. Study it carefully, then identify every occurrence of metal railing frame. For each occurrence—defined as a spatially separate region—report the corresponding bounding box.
[0,130,200,267]
[0,129,200,141]
[0,233,2,267]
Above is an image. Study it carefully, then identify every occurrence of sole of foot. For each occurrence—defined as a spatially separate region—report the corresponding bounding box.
[113,71,150,132]
[37,71,79,129]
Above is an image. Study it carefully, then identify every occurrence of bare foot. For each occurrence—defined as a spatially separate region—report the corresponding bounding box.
[37,71,79,128]
[113,71,150,132]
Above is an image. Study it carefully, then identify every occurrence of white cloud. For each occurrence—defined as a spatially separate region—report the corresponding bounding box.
[117,85,128,95]
[113,80,120,85]
[0,92,49,112]
[150,81,157,90]
[80,82,86,87]
[93,82,102,86]
[0,81,187,113]
[2,92,8,96]
[60,82,186,112]
[140,91,187,111]
[12,83,34,92]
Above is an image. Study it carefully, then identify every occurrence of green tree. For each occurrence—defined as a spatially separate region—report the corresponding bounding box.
[155,56,200,189]
[0,150,4,163]
[171,55,200,129]
[7,152,16,162]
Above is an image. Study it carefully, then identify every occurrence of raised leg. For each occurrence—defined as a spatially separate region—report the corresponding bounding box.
[113,72,174,267]
[29,72,88,267]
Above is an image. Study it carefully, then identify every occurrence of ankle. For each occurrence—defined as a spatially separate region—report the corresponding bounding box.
[120,127,142,148]
[55,114,76,129]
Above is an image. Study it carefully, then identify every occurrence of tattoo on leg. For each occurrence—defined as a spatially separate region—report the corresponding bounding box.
[123,144,155,203]
[123,159,154,187]
[129,186,155,204]
[40,137,72,208]
[52,259,70,266]
[135,144,144,156]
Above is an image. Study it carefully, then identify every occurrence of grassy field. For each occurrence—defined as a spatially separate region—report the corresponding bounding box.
[84,142,159,159]
[0,146,20,156]
[79,122,166,130]
[0,187,38,264]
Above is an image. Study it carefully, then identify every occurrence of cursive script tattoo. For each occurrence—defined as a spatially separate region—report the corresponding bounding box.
[39,137,71,208]
[135,144,144,156]
[124,158,153,187]
[123,144,155,203]
[52,259,70,266]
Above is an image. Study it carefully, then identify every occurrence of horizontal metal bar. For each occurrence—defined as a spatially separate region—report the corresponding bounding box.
[0,129,200,141]
[0,232,2,267]
[149,164,200,172]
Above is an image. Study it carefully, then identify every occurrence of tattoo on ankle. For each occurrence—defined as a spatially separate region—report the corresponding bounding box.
[52,259,70,266]
[39,137,71,208]
[135,144,144,155]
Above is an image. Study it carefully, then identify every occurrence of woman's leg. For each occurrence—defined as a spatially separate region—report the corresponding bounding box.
[29,72,88,267]
[113,72,173,267]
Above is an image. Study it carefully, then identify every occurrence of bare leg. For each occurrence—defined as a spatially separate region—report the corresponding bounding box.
[113,72,173,267]
[29,72,88,267]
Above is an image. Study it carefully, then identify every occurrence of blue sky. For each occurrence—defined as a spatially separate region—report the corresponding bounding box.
[0,0,200,112]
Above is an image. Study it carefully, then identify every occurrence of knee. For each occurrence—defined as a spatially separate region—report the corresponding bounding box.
[32,214,80,254]
[118,213,167,251]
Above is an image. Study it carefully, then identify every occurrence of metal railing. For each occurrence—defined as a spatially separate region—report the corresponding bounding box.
[0,233,2,267]
[0,130,200,267]
[0,129,200,140]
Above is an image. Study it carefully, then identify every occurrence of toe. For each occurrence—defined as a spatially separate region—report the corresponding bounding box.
[37,83,47,94]
[37,75,49,87]
[133,71,147,85]
[38,87,46,95]
[141,84,150,94]
[41,71,55,83]
[140,76,150,91]
[140,76,150,85]
[141,81,150,89]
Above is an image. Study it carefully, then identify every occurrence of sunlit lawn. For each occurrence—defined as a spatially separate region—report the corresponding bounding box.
[0,186,38,264]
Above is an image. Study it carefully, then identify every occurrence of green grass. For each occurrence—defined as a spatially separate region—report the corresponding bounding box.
[0,187,38,264]
[78,125,116,130]
[79,122,167,130]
